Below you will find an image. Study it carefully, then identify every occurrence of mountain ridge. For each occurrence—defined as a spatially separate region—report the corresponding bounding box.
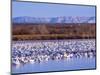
[12,16,96,24]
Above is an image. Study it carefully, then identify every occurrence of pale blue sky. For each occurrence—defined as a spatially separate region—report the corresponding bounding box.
[12,1,96,18]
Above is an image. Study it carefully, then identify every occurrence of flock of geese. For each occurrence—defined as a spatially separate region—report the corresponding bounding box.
[12,40,96,66]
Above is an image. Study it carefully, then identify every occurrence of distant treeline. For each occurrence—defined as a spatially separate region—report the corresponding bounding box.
[12,23,96,40]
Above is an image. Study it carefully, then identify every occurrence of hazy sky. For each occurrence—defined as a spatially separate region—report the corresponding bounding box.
[12,1,96,18]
